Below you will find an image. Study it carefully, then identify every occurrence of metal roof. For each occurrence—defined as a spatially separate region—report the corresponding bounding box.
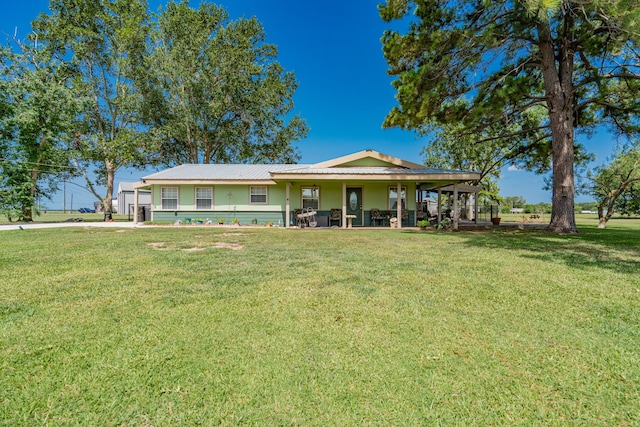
[142,164,311,181]
[272,167,474,175]
[141,163,481,184]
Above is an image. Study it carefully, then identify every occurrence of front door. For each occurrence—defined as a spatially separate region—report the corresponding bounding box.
[346,187,363,226]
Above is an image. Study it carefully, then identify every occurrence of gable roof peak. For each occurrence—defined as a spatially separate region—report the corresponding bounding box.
[312,150,424,169]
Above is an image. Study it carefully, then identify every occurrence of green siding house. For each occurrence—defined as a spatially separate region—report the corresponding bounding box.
[133,150,480,229]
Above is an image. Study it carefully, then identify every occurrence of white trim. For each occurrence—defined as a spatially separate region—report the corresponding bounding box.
[388,185,407,210]
[301,186,320,210]
[160,186,179,211]
[195,187,213,210]
[249,185,268,204]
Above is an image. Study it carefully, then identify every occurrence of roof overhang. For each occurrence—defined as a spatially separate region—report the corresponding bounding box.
[134,179,278,188]
[270,173,480,182]
[425,184,482,193]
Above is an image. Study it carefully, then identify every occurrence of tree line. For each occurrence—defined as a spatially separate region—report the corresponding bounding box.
[0,0,308,221]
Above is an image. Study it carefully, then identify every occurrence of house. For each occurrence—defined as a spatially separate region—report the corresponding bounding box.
[116,182,152,216]
[132,150,481,229]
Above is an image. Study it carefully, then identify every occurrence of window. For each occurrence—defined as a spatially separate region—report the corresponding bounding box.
[302,186,319,209]
[195,187,213,210]
[250,186,268,204]
[388,186,406,210]
[161,187,178,210]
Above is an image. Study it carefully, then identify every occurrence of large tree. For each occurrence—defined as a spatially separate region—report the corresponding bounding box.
[140,1,308,165]
[380,0,640,233]
[32,0,154,215]
[0,39,81,221]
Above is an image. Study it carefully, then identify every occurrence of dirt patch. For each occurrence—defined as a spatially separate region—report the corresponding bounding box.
[147,241,243,251]
[147,242,167,248]
[181,242,244,251]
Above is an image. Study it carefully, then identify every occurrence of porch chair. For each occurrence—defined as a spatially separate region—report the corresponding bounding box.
[383,210,393,226]
[370,208,384,226]
[329,208,342,227]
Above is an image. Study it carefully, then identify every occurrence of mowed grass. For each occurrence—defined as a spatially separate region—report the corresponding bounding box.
[0,211,129,224]
[1,221,638,426]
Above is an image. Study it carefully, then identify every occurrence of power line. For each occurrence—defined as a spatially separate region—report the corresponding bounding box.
[0,158,78,170]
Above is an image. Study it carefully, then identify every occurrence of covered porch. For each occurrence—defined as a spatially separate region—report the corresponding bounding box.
[272,151,481,230]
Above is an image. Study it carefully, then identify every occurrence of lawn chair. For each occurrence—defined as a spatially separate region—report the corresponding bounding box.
[329,208,342,227]
[370,208,384,226]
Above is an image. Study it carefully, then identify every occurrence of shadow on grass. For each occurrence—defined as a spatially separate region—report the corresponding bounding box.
[411,224,640,275]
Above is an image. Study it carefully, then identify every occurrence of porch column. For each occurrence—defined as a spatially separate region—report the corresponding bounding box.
[474,192,479,225]
[342,182,347,229]
[437,187,442,222]
[285,182,290,228]
[453,184,459,230]
[397,181,402,229]
[415,183,420,226]
[133,187,139,225]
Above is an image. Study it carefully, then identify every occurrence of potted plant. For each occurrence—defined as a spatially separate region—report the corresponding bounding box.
[193,217,203,225]
[232,218,240,226]
[265,221,273,227]
[216,217,225,225]
[416,219,429,230]
[491,217,501,226]
[435,217,453,231]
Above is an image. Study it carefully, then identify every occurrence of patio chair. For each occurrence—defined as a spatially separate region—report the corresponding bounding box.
[383,210,392,226]
[370,208,384,226]
[329,208,342,227]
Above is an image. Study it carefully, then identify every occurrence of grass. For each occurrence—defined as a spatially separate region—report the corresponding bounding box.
[1,220,639,425]
[0,210,131,224]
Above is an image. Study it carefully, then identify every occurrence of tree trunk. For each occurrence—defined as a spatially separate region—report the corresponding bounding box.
[22,167,39,222]
[548,119,577,233]
[597,197,615,229]
[597,216,607,228]
[103,162,115,219]
[538,21,578,234]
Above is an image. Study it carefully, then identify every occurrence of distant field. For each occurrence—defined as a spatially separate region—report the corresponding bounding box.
[1,218,638,425]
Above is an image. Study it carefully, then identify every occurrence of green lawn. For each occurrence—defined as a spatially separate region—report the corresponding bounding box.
[0,210,130,224]
[1,220,638,425]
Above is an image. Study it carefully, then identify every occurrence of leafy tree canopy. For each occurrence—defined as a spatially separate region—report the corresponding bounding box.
[380,0,640,233]
[589,141,640,227]
[32,0,155,213]
[0,38,82,221]
[140,0,308,165]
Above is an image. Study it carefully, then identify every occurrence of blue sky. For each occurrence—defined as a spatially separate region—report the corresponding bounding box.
[1,0,612,209]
